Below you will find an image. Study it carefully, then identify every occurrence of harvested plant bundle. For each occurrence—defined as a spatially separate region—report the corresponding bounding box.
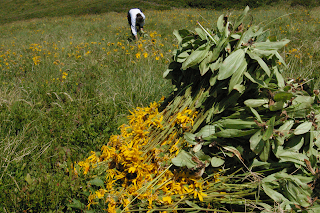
[69,6,320,213]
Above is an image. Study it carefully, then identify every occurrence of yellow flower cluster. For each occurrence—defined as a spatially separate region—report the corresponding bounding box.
[76,100,215,212]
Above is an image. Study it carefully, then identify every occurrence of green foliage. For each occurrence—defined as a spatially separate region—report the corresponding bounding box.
[164,6,320,211]
[0,3,319,212]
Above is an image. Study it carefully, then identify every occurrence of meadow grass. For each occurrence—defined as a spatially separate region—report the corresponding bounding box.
[0,3,320,212]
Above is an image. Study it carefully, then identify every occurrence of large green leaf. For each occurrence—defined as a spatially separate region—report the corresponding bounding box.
[173,29,183,44]
[173,29,191,43]
[253,39,290,50]
[236,25,254,49]
[176,51,190,63]
[228,59,247,92]
[255,29,270,42]
[250,130,265,154]
[214,129,258,138]
[211,157,225,167]
[294,121,313,135]
[251,49,277,59]
[273,91,293,102]
[273,65,285,88]
[262,182,288,203]
[249,107,262,123]
[209,57,222,73]
[199,51,213,76]
[215,119,257,129]
[269,101,285,111]
[195,125,216,138]
[276,120,294,146]
[259,140,270,162]
[216,14,224,33]
[292,95,314,105]
[276,147,308,166]
[275,51,287,68]
[244,99,269,108]
[195,27,207,40]
[89,177,105,188]
[286,102,312,118]
[181,44,210,70]
[218,49,245,80]
[244,71,267,87]
[247,51,271,76]
[184,132,197,145]
[171,150,197,169]
[262,117,275,141]
[209,75,218,86]
[233,6,249,31]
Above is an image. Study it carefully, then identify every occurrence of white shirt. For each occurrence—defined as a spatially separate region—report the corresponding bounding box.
[128,8,145,36]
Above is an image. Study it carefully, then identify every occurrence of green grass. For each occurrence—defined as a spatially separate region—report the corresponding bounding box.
[0,2,320,212]
[0,0,174,25]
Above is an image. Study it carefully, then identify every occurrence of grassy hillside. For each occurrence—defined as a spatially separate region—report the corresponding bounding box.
[2,0,319,25]
[0,3,319,212]
[0,0,172,25]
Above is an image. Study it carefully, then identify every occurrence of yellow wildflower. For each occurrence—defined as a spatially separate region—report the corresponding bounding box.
[162,196,172,204]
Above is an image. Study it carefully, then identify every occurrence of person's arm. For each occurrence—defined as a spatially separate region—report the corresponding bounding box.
[130,12,138,39]
[140,12,145,32]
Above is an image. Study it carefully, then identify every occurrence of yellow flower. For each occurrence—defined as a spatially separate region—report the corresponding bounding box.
[143,52,148,58]
[162,196,172,204]
[78,160,90,175]
[32,56,41,65]
[136,52,141,59]
[87,193,98,209]
[95,188,107,199]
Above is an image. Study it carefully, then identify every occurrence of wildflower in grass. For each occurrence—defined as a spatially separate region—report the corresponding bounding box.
[62,72,68,80]
[136,52,141,59]
[53,60,60,65]
[143,52,148,58]
[32,56,41,65]
[155,56,160,60]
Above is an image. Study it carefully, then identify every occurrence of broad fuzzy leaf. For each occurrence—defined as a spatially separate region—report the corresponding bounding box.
[218,49,245,80]
[253,39,290,50]
[171,150,197,169]
[273,91,293,102]
[247,51,271,76]
[244,99,269,108]
[294,121,313,135]
[233,6,249,31]
[181,44,210,70]
[228,58,247,92]
[211,157,225,167]
[250,130,265,154]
